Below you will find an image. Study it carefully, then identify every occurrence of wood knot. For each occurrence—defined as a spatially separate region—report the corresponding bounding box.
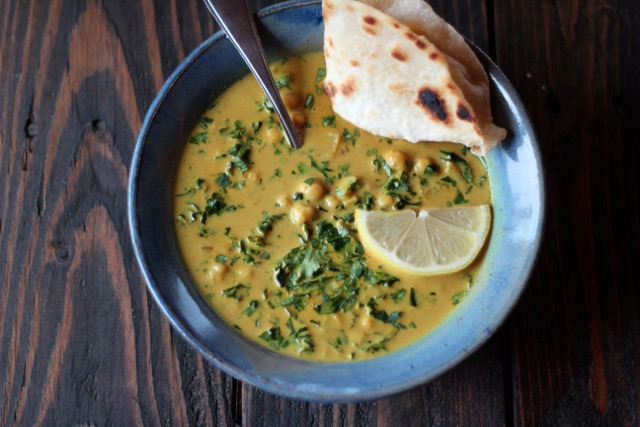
[92,119,106,132]
[25,121,39,137]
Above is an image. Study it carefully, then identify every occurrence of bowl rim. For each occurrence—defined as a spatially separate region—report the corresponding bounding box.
[128,0,545,402]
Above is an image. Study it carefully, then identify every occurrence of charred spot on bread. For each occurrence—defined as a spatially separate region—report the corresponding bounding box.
[363,16,377,25]
[415,39,427,50]
[405,31,418,42]
[360,15,379,34]
[341,77,357,96]
[325,81,337,99]
[364,28,377,35]
[390,46,408,61]
[362,26,377,35]
[429,52,440,61]
[456,104,474,122]
[417,88,448,122]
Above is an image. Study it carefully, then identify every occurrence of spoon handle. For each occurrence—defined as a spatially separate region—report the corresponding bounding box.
[203,0,303,149]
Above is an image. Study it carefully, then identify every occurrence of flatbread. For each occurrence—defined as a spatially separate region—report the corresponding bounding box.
[322,0,506,155]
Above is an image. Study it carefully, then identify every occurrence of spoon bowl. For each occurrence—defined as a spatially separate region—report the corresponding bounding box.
[203,0,303,149]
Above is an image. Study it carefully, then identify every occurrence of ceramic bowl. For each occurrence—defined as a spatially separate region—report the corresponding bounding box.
[128,0,544,402]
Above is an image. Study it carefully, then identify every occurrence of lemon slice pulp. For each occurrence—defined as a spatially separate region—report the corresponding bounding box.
[355,205,491,276]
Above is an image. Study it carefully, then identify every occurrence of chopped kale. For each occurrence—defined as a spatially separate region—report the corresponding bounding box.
[259,318,314,354]
[440,149,473,184]
[189,131,208,145]
[176,177,205,197]
[201,193,227,223]
[227,139,252,173]
[304,94,314,109]
[216,173,232,192]
[198,117,214,129]
[243,300,259,316]
[315,67,326,82]
[322,115,336,128]
[222,284,250,301]
[356,191,374,210]
[367,298,406,329]
[274,75,292,89]
[215,254,229,264]
[257,211,283,235]
[391,289,407,303]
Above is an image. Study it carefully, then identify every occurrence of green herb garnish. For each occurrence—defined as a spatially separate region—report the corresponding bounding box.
[322,115,336,128]
[274,75,292,89]
[189,131,208,145]
[315,67,326,82]
[222,284,250,301]
[304,94,314,109]
[440,149,473,184]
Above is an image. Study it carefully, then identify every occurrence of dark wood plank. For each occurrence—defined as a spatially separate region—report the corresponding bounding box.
[430,0,491,52]
[494,0,640,425]
[0,0,234,425]
[371,327,509,426]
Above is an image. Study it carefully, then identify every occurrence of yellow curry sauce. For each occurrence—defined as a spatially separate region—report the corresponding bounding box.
[173,53,491,361]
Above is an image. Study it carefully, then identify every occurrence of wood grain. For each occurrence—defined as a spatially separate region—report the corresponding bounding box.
[1,0,638,425]
[494,0,640,424]
[0,0,231,425]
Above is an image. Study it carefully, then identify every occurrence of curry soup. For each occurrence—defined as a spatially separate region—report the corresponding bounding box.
[173,52,491,361]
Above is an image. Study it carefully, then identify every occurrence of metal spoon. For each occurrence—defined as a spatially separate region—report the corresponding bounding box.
[203,0,303,149]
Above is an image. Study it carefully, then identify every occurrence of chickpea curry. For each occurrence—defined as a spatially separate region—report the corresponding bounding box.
[173,53,491,361]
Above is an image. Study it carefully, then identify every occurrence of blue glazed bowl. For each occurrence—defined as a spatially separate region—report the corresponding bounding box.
[128,0,544,402]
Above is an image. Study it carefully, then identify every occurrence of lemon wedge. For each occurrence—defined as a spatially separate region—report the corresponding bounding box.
[355,205,491,276]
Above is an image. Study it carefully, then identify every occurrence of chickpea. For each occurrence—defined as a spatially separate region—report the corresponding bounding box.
[209,263,228,282]
[282,92,302,109]
[443,161,454,175]
[300,179,326,202]
[245,170,261,184]
[290,110,307,129]
[359,315,375,329]
[326,133,340,146]
[341,196,358,209]
[264,127,282,145]
[324,194,341,209]
[275,195,291,208]
[290,204,317,225]
[377,194,395,209]
[331,311,350,328]
[335,176,359,199]
[413,156,436,175]
[383,149,410,172]
[237,268,254,280]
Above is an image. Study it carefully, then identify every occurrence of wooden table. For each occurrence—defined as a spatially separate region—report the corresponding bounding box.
[1,0,638,425]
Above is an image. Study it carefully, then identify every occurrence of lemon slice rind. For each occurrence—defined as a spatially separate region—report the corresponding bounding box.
[355,205,491,276]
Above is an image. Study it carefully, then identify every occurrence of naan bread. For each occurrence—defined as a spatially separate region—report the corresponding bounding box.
[322,0,506,155]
